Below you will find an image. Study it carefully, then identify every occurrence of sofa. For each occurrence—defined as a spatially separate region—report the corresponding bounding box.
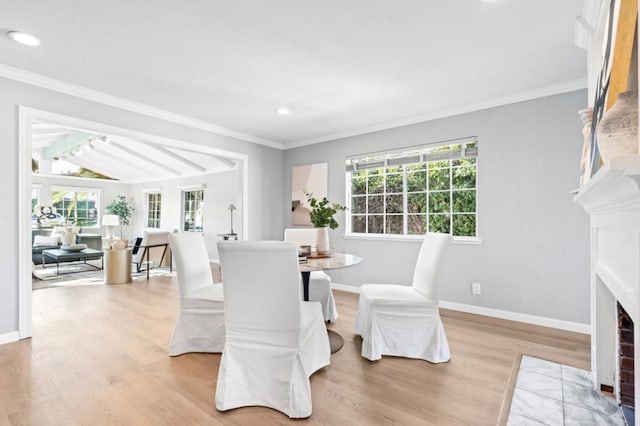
[32,228,103,265]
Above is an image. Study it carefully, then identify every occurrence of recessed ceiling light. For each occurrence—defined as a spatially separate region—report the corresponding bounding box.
[275,107,290,116]
[6,31,40,47]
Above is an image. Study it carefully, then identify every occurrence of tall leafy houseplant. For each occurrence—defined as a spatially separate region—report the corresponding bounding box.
[304,190,346,254]
[106,195,134,238]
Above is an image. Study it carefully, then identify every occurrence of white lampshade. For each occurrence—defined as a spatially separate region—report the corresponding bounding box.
[101,214,120,226]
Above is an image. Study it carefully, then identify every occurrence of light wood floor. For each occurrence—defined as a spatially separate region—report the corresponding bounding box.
[0,276,589,425]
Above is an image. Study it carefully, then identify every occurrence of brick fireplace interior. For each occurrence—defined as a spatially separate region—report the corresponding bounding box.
[618,302,635,420]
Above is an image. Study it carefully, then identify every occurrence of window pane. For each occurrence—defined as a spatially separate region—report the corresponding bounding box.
[429,192,450,213]
[452,190,476,213]
[407,163,426,172]
[407,214,426,235]
[385,194,403,214]
[429,214,450,233]
[452,157,476,167]
[428,160,449,169]
[351,171,367,195]
[429,167,450,190]
[385,215,403,234]
[351,196,366,214]
[368,215,384,234]
[407,171,426,192]
[368,173,384,194]
[407,193,426,213]
[452,166,476,189]
[386,173,403,193]
[352,215,366,233]
[386,166,402,174]
[453,214,476,237]
[367,195,384,214]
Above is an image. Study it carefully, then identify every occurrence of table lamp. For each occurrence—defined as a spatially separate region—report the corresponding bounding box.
[102,214,120,240]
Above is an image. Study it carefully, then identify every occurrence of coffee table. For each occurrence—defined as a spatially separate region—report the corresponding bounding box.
[42,248,104,275]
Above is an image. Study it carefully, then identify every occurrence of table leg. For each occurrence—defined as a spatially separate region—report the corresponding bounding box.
[301,271,310,302]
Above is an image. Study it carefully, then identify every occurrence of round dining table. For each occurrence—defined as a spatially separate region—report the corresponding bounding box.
[299,252,362,353]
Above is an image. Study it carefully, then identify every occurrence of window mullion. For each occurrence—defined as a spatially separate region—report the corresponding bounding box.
[402,165,408,235]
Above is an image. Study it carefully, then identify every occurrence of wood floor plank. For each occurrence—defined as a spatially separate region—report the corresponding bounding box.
[0,278,590,425]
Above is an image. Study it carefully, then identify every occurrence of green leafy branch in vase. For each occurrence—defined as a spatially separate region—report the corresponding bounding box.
[304,190,346,230]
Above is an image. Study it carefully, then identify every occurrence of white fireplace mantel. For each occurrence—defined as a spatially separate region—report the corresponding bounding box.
[574,155,640,421]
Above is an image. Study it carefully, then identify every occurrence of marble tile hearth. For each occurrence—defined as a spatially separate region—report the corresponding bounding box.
[507,356,626,426]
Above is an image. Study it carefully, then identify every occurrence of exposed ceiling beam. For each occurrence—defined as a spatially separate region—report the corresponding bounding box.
[62,155,129,181]
[167,146,237,169]
[42,132,94,159]
[108,141,182,176]
[89,145,166,180]
[140,143,207,173]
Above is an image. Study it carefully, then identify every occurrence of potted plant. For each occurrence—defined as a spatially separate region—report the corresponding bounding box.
[105,195,135,238]
[304,190,346,255]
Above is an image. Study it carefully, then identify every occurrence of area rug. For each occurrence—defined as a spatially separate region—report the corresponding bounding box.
[32,261,173,290]
[506,355,625,425]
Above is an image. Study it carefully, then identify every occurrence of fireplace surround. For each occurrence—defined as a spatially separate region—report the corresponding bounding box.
[575,155,640,424]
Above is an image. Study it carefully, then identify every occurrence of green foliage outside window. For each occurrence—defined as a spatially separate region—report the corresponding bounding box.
[349,151,477,237]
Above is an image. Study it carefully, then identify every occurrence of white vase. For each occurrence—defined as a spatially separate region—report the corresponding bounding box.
[597,91,639,162]
[62,230,76,246]
[315,227,330,255]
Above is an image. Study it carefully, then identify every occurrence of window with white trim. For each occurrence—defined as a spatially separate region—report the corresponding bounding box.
[147,192,162,229]
[51,187,100,227]
[346,138,477,237]
[182,190,204,232]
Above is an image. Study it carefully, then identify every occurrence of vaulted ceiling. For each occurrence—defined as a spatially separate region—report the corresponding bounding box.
[32,121,237,182]
[2,0,586,147]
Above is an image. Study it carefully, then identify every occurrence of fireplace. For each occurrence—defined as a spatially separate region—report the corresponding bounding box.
[574,156,640,425]
[619,302,635,420]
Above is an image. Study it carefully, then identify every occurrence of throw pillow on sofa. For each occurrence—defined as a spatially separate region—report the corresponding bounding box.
[33,235,61,247]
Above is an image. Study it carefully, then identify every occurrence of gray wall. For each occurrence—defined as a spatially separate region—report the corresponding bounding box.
[0,77,284,335]
[283,90,591,324]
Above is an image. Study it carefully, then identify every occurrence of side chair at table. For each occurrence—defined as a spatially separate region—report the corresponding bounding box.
[167,232,225,356]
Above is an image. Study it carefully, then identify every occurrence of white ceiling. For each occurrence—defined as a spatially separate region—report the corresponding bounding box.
[1,0,586,147]
[32,121,237,182]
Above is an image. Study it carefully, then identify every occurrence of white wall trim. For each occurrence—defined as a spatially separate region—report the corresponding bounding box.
[18,107,32,339]
[2,65,588,152]
[0,64,283,150]
[18,107,251,340]
[0,331,20,346]
[286,78,588,149]
[331,283,591,334]
[438,300,591,335]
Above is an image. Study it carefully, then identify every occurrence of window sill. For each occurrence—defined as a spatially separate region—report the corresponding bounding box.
[342,234,482,245]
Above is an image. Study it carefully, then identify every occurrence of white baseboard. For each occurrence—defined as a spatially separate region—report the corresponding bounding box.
[0,331,20,346]
[331,283,591,335]
[438,301,591,335]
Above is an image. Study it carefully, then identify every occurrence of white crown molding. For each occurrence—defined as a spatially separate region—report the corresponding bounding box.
[331,283,590,334]
[285,78,588,149]
[0,64,284,150]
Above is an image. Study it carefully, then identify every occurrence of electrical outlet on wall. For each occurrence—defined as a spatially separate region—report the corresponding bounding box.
[471,282,482,295]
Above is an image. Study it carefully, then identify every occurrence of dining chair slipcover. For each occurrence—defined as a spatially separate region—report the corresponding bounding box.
[354,232,452,363]
[168,232,225,356]
[284,228,338,321]
[216,241,330,418]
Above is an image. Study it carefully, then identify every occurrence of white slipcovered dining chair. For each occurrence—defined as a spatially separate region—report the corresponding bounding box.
[216,241,330,418]
[354,232,452,363]
[284,228,337,321]
[167,232,225,356]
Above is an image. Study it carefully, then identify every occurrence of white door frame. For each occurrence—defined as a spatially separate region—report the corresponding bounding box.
[18,106,249,339]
